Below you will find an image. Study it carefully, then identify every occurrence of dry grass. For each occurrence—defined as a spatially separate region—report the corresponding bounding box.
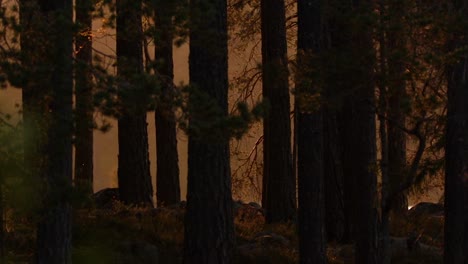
[2,201,445,263]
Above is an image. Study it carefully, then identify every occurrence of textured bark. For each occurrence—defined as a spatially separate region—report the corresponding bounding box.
[351,2,379,262]
[323,109,345,242]
[297,1,327,263]
[327,1,358,241]
[74,0,94,193]
[387,0,408,215]
[377,2,391,263]
[182,0,234,263]
[154,1,180,207]
[329,1,379,260]
[116,0,153,206]
[261,0,296,223]
[444,4,468,261]
[20,0,74,263]
[339,103,358,243]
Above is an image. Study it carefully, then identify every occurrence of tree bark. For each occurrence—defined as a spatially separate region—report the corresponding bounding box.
[377,2,391,263]
[387,0,408,215]
[183,0,234,263]
[323,109,345,242]
[154,0,180,207]
[261,0,296,223]
[20,0,74,263]
[327,0,358,243]
[444,3,468,261]
[116,0,153,206]
[74,0,94,194]
[296,1,327,263]
[348,1,379,263]
[328,0,380,260]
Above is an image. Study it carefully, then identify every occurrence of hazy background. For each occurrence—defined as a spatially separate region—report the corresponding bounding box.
[0,11,442,206]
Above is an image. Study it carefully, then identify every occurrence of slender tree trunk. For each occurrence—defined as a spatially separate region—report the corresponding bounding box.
[328,0,358,243]
[116,0,153,206]
[296,1,327,263]
[261,0,296,223]
[154,1,180,207]
[377,2,391,263]
[183,0,234,263]
[74,0,94,194]
[444,3,468,261]
[323,108,345,242]
[322,6,346,240]
[339,102,357,243]
[387,0,408,215]
[350,1,379,263]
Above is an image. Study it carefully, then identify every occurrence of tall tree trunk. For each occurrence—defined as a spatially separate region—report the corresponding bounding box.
[328,0,358,243]
[322,3,346,240]
[377,1,391,263]
[296,1,327,263]
[339,101,358,243]
[323,109,345,242]
[20,0,74,263]
[183,0,234,263]
[387,0,408,215]
[349,1,379,263]
[116,0,153,206]
[74,0,94,194]
[154,0,180,207]
[261,0,296,223]
[444,2,468,262]
[21,0,73,262]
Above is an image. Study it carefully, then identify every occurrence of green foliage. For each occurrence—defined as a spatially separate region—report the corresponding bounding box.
[0,115,42,218]
[178,85,266,142]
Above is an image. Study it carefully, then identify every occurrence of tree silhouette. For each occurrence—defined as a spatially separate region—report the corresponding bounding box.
[116,0,153,206]
[260,0,296,224]
[183,0,234,262]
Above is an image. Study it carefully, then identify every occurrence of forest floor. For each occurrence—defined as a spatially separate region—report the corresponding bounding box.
[4,195,444,264]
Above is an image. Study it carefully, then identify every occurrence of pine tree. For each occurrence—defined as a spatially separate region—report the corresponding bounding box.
[444,1,468,262]
[20,0,74,262]
[183,0,234,262]
[296,0,327,263]
[154,0,181,207]
[74,0,94,194]
[116,0,153,206]
[261,0,296,223]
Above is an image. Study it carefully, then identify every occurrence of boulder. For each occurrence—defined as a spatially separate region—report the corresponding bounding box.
[253,232,290,247]
[92,188,119,209]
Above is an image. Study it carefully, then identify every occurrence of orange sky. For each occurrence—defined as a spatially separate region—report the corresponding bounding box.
[0,10,442,205]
